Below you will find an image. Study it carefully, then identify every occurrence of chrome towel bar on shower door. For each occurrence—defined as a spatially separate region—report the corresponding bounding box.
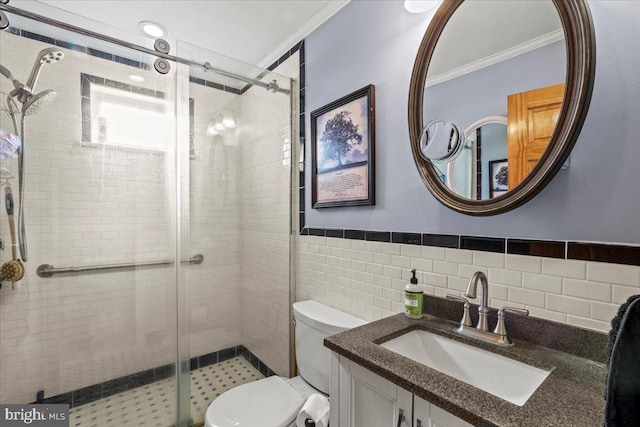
[36,254,204,278]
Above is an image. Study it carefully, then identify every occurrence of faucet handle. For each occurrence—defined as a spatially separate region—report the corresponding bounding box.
[446,294,473,327]
[493,306,529,345]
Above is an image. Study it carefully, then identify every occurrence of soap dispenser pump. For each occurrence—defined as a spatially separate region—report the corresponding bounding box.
[404,269,423,319]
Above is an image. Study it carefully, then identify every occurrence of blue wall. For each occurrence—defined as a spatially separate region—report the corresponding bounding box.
[423,41,566,131]
[304,0,640,245]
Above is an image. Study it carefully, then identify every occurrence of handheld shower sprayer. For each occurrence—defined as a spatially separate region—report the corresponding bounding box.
[0,47,64,263]
[0,182,25,286]
[22,48,63,102]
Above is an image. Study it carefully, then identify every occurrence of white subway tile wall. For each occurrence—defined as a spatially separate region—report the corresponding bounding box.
[184,80,243,361]
[239,52,297,377]
[296,236,640,333]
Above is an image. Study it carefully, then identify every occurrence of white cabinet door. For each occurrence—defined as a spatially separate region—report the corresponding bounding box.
[338,357,412,427]
[413,393,430,427]
[331,353,474,427]
[414,395,473,427]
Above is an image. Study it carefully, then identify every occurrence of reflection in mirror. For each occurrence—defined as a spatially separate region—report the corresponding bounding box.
[423,0,565,200]
[446,117,507,200]
[419,119,464,163]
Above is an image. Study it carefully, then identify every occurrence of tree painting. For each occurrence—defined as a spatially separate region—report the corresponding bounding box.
[320,110,363,168]
[495,166,508,189]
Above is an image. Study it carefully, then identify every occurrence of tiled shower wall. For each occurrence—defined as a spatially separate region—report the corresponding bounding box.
[238,52,298,377]
[295,235,640,333]
[185,82,242,359]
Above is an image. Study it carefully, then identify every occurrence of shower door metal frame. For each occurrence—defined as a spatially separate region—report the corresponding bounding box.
[0,2,289,94]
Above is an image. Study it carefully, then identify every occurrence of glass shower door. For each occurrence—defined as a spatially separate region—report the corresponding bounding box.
[176,40,294,426]
[0,6,182,426]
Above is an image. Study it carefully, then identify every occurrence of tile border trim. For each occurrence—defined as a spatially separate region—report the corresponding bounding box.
[299,228,640,266]
[35,345,274,408]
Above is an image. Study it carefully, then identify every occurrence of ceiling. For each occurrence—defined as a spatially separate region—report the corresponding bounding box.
[9,0,349,69]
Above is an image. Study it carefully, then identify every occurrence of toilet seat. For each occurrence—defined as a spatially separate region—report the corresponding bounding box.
[205,376,305,427]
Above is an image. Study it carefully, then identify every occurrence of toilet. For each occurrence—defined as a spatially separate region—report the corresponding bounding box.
[204,300,366,427]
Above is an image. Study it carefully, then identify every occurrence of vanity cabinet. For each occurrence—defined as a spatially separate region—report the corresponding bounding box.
[413,395,473,427]
[330,352,473,427]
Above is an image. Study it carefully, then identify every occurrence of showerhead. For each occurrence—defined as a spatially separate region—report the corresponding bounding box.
[23,47,64,100]
[22,90,57,116]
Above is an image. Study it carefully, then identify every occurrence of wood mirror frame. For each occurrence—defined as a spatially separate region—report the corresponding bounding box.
[408,0,595,215]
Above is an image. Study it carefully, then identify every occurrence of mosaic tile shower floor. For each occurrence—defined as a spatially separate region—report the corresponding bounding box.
[69,356,264,427]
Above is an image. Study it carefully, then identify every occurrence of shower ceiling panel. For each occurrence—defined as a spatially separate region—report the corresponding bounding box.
[14,0,349,68]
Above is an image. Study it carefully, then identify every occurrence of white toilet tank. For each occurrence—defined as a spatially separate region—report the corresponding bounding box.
[293,300,366,394]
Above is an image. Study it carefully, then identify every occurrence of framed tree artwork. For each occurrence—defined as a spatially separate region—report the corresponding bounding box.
[489,159,509,199]
[311,85,375,208]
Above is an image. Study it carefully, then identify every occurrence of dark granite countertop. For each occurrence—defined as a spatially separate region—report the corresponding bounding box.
[324,313,607,427]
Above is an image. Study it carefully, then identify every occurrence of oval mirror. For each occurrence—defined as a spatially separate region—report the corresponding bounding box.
[408,0,595,215]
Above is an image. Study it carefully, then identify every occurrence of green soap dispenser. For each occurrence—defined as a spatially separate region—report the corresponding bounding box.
[404,269,423,319]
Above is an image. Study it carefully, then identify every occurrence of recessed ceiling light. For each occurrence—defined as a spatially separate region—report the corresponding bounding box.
[404,0,441,13]
[129,75,145,83]
[138,21,166,38]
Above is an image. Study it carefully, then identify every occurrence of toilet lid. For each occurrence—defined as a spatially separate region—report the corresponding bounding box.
[205,376,305,427]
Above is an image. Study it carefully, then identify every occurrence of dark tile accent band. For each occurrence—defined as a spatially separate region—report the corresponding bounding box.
[326,228,344,238]
[36,345,273,408]
[568,242,640,266]
[288,40,306,234]
[300,228,640,266]
[422,233,459,249]
[344,229,365,240]
[460,236,505,253]
[366,231,391,242]
[508,239,565,259]
[392,232,422,245]
[308,228,325,236]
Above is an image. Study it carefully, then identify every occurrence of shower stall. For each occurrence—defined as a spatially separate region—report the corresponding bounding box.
[0,2,296,426]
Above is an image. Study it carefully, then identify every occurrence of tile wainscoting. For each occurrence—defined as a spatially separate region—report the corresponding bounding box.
[295,235,640,333]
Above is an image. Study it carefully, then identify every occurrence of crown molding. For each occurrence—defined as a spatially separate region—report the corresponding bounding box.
[426,29,564,87]
[256,0,350,71]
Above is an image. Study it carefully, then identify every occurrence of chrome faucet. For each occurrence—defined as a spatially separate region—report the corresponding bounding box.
[446,271,529,346]
[465,271,489,331]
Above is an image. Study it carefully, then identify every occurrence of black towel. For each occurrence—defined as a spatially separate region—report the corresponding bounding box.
[604,294,640,426]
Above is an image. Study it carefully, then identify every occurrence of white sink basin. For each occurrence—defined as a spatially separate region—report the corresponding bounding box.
[380,330,551,406]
